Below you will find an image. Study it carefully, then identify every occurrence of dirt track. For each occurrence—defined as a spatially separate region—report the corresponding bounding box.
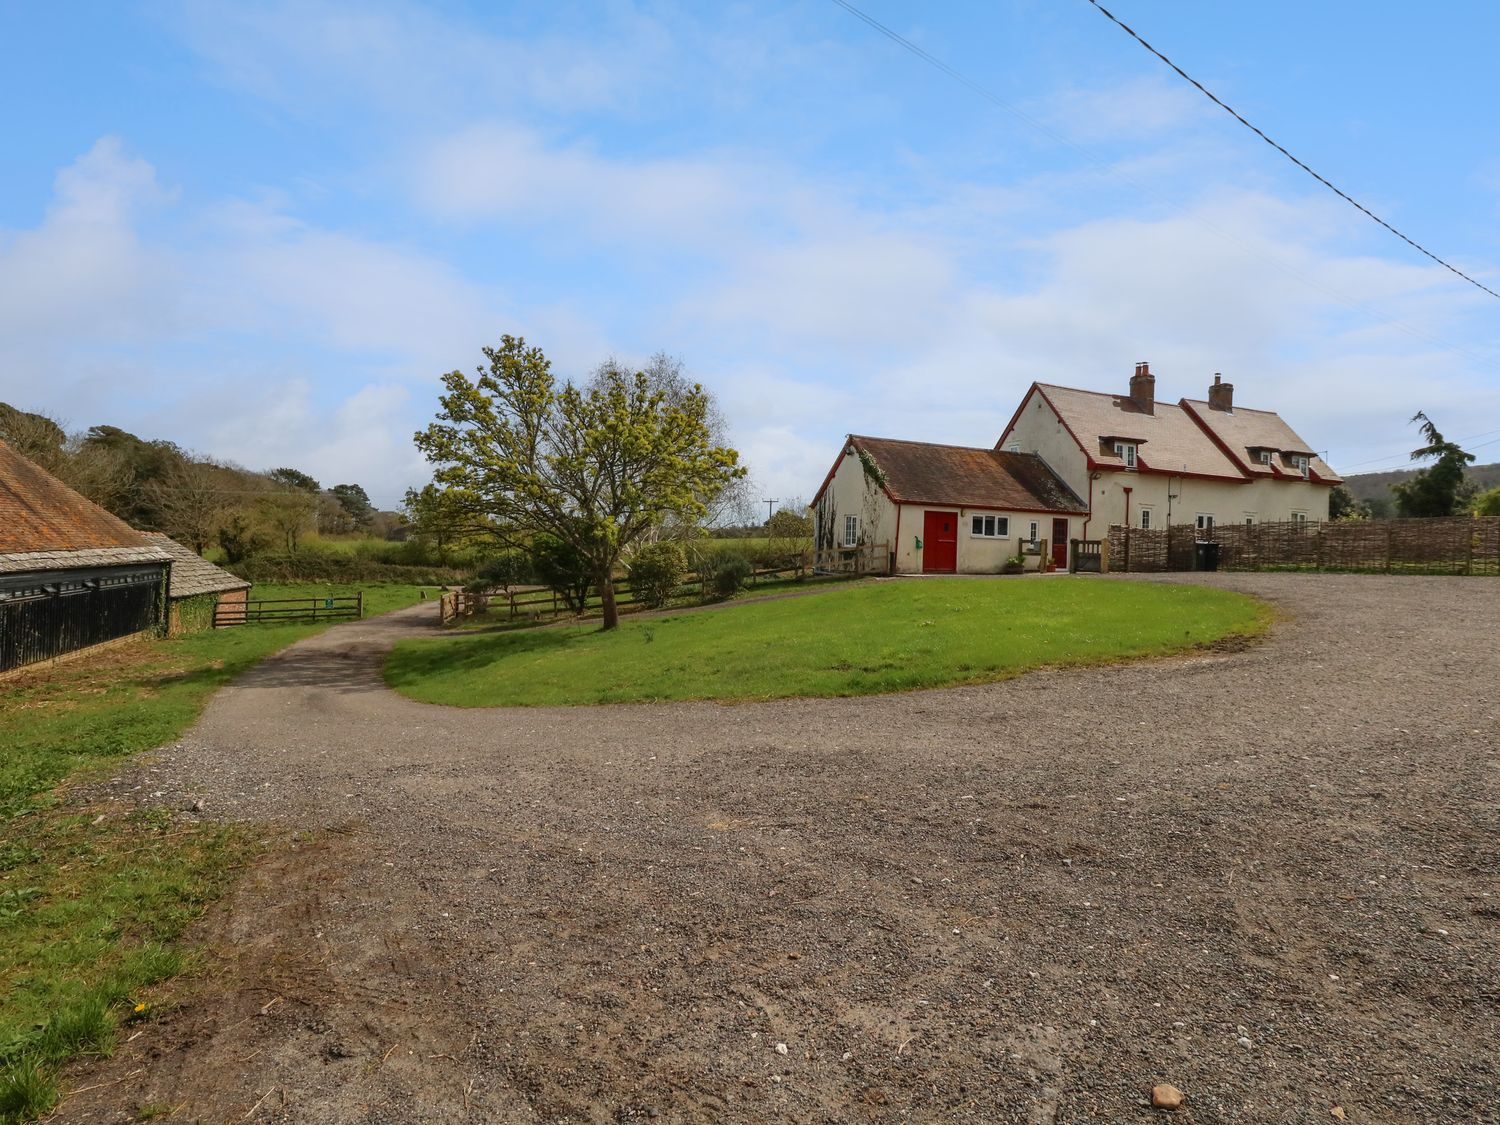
[62,574,1498,1124]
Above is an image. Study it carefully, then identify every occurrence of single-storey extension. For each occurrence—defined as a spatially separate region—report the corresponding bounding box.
[811,435,1088,574]
[139,532,251,634]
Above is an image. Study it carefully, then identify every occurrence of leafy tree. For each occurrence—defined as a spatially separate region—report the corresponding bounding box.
[256,487,319,551]
[402,483,491,561]
[415,335,743,630]
[628,541,686,608]
[1328,484,1369,522]
[218,511,268,564]
[0,403,66,468]
[1392,413,1477,518]
[267,467,321,493]
[330,483,375,530]
[766,504,813,561]
[1473,485,1500,517]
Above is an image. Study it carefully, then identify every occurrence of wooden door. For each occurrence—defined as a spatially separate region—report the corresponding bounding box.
[1051,519,1069,569]
[923,511,958,572]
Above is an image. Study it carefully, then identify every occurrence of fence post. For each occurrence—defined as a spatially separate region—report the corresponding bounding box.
[357,591,364,619]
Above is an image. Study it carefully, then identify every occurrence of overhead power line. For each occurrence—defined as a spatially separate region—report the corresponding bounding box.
[827,0,1500,372]
[1082,0,1500,301]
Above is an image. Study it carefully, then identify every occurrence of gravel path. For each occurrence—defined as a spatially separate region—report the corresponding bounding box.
[62,574,1498,1124]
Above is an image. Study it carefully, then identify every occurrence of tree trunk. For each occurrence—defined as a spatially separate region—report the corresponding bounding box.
[598,569,619,631]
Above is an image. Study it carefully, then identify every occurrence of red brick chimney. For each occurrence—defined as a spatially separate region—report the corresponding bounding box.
[1208,373,1234,412]
[1129,361,1155,415]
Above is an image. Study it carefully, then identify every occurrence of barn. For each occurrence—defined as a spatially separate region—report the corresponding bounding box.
[0,441,173,674]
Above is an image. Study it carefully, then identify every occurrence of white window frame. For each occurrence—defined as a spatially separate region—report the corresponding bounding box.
[1258,450,1274,465]
[1139,508,1152,530]
[1114,441,1138,469]
[1243,512,1256,526]
[1291,455,1310,478]
[969,514,1010,539]
[1195,513,1215,531]
[1291,510,1309,525]
[842,514,860,547]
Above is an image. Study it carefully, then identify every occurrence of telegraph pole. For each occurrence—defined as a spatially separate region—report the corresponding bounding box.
[762,498,779,524]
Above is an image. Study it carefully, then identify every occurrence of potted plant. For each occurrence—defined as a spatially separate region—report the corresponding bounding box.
[1001,550,1027,575]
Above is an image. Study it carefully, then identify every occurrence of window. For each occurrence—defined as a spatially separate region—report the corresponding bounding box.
[1258,450,1274,465]
[842,514,860,546]
[1139,508,1152,529]
[1195,513,1215,531]
[1291,455,1310,478]
[1114,441,1138,469]
[1243,513,1256,526]
[970,514,1010,538]
[1291,510,1309,525]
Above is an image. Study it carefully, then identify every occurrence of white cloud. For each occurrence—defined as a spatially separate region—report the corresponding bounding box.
[0,137,175,353]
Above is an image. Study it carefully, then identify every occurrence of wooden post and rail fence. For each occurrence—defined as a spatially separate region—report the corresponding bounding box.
[214,593,363,627]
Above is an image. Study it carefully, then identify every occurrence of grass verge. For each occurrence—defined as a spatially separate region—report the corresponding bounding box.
[0,582,425,1121]
[387,577,1271,707]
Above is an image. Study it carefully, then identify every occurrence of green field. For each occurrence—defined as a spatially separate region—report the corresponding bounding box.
[0,582,425,1120]
[387,578,1270,707]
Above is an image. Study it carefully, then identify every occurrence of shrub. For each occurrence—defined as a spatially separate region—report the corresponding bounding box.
[628,542,686,609]
[702,548,751,599]
[476,552,535,589]
[531,536,594,613]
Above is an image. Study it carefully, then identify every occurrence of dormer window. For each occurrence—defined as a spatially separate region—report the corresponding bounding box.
[1258,450,1273,465]
[1114,441,1138,469]
[1291,455,1310,478]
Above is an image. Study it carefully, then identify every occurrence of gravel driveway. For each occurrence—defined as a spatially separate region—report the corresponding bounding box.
[62,574,1498,1124]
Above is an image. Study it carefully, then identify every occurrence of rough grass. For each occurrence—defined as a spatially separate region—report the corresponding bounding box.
[386,578,1271,707]
[0,582,426,1121]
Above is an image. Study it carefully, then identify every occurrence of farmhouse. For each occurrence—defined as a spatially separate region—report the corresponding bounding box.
[139,532,251,634]
[0,441,173,674]
[814,363,1340,573]
[811,435,1088,574]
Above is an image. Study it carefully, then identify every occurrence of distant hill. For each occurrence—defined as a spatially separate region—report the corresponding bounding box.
[1345,461,1500,515]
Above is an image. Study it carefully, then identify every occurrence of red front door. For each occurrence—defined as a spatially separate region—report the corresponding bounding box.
[923,511,958,573]
[1052,519,1069,569]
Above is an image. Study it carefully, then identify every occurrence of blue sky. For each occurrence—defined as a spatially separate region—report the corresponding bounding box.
[3,1,1498,510]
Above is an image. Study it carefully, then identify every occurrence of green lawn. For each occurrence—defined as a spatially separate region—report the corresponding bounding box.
[0,582,425,1120]
[387,578,1270,707]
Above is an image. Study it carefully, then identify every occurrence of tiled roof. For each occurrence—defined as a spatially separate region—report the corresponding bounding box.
[139,533,251,597]
[850,436,1087,513]
[0,440,157,554]
[1033,384,1244,480]
[0,545,171,575]
[1181,400,1342,483]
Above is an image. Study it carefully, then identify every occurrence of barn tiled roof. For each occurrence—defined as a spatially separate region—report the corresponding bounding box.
[1033,384,1244,480]
[0,440,162,555]
[849,436,1087,513]
[1180,400,1342,483]
[139,533,251,598]
[0,545,173,576]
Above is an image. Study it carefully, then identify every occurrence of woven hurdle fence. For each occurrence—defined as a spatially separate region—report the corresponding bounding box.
[1107,516,1500,576]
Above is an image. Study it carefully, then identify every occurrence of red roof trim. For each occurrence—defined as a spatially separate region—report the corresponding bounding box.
[810,440,852,507]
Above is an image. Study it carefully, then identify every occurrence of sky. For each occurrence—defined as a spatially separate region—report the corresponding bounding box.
[2,0,1499,512]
